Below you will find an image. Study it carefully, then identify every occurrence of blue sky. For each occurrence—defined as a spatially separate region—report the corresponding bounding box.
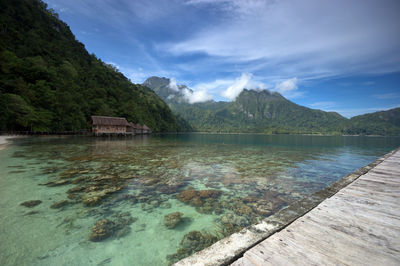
[45,0,400,117]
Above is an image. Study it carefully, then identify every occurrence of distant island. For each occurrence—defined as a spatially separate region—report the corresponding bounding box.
[0,0,399,136]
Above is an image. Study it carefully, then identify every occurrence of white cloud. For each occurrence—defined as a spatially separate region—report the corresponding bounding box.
[169,78,213,103]
[168,78,179,91]
[168,0,400,79]
[272,77,304,99]
[194,79,233,93]
[374,93,400,100]
[309,101,336,109]
[221,73,254,100]
[182,88,213,103]
[274,78,298,93]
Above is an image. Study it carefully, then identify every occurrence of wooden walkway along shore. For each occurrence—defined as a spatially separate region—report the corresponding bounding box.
[232,149,400,266]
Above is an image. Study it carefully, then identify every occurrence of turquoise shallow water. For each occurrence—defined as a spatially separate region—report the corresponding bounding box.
[0,134,399,265]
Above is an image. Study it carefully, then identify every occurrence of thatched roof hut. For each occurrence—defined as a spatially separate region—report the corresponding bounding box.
[143,124,151,134]
[91,116,129,126]
[91,116,129,134]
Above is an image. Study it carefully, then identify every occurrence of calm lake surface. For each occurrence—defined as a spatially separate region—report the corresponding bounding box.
[1,134,399,265]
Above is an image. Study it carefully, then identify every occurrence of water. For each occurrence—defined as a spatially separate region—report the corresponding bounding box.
[0,134,399,265]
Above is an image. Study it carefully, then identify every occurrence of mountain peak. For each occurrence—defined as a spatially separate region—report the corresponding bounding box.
[239,88,284,99]
[143,76,193,103]
[143,76,171,88]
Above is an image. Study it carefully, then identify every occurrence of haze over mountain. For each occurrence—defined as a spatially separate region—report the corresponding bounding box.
[144,77,400,135]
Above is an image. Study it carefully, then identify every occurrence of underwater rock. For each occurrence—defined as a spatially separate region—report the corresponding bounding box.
[89,219,116,241]
[164,212,183,229]
[82,186,124,206]
[40,179,69,187]
[136,194,151,203]
[221,213,250,227]
[253,201,274,216]
[82,196,102,206]
[160,201,172,209]
[198,190,221,199]
[159,185,179,194]
[67,186,86,193]
[113,194,137,204]
[20,200,42,208]
[50,200,69,209]
[190,197,203,207]
[89,212,136,242]
[243,196,259,203]
[233,203,253,216]
[71,176,90,184]
[113,211,136,226]
[8,170,26,174]
[177,189,222,207]
[41,166,59,174]
[23,210,40,216]
[85,185,102,192]
[117,172,136,179]
[164,178,184,188]
[176,190,197,203]
[59,169,82,179]
[142,177,161,186]
[167,230,218,264]
[67,193,80,200]
[146,199,160,208]
[93,175,116,182]
[214,206,224,215]
[141,203,154,212]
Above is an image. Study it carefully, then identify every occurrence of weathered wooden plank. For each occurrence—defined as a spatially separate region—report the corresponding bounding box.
[331,193,400,221]
[245,234,340,266]
[341,186,399,206]
[361,173,400,184]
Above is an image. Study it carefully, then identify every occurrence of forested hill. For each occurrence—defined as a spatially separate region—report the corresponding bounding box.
[143,76,400,135]
[342,108,400,136]
[0,0,181,132]
[143,76,348,134]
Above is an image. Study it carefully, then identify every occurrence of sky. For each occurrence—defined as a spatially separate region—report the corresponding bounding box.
[44,0,400,117]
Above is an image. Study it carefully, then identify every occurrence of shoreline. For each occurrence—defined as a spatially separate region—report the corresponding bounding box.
[157,132,400,137]
[2,131,400,137]
[0,135,23,150]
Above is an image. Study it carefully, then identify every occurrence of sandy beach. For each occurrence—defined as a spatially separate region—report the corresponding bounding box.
[0,135,20,150]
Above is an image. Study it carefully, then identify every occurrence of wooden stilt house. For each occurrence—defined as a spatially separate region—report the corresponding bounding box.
[143,124,151,134]
[91,116,152,136]
[134,123,143,134]
[91,116,130,135]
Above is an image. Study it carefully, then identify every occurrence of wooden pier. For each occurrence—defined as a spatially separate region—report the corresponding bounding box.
[232,149,400,266]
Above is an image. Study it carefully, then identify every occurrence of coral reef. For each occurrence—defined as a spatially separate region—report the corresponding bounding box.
[50,200,70,209]
[89,212,136,242]
[89,219,116,242]
[20,200,42,207]
[167,230,218,264]
[176,189,222,208]
[164,212,183,229]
